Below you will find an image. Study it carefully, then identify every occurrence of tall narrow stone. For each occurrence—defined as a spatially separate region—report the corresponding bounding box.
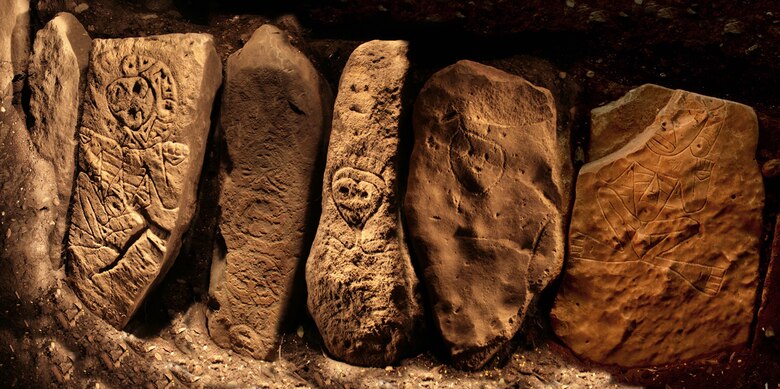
[0,0,30,102]
[207,25,332,360]
[0,102,58,300]
[66,34,222,329]
[28,12,91,267]
[405,60,565,370]
[306,40,423,367]
[552,87,763,367]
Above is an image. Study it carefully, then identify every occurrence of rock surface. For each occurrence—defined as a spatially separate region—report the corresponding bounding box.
[589,84,674,161]
[207,24,331,360]
[755,215,780,352]
[305,40,423,367]
[66,34,222,329]
[552,87,763,367]
[405,60,565,370]
[0,99,58,300]
[0,0,30,102]
[28,12,91,268]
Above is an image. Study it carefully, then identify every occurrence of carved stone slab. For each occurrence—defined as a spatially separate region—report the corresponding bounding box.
[66,34,222,329]
[305,40,423,367]
[207,25,331,360]
[29,12,91,268]
[405,60,565,370]
[551,87,763,367]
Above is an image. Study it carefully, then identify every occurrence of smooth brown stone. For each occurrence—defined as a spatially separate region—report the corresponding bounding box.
[405,60,565,370]
[207,25,331,360]
[305,40,423,367]
[66,34,222,329]
[28,12,91,268]
[552,87,763,367]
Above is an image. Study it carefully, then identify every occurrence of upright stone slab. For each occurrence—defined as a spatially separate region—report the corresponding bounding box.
[305,40,423,367]
[28,13,91,267]
[207,25,331,360]
[405,60,565,370]
[0,102,58,300]
[0,0,30,102]
[551,87,763,367]
[66,34,222,329]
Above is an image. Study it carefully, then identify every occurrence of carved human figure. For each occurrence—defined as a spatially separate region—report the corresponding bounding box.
[69,54,188,313]
[570,91,728,296]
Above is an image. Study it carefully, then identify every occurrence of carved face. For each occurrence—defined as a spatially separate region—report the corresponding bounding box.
[107,76,155,130]
[331,167,384,229]
[449,130,506,194]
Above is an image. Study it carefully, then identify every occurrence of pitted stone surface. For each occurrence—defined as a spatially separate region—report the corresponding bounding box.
[0,0,30,102]
[28,12,91,267]
[207,25,331,360]
[0,102,58,300]
[305,40,423,367]
[405,60,565,370]
[66,34,222,329]
[552,87,763,367]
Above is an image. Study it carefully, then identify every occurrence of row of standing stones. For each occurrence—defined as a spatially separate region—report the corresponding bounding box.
[0,7,767,373]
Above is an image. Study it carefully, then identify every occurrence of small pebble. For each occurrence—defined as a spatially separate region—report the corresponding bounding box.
[74,3,89,13]
[724,21,744,34]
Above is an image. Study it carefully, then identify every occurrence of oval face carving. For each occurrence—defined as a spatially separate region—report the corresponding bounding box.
[107,76,155,130]
[448,130,506,194]
[331,167,385,229]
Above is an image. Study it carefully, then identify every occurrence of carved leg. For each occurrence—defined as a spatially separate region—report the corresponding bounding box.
[632,216,699,259]
[596,186,640,249]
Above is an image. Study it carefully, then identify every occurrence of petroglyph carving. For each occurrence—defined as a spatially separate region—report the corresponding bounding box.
[331,167,385,229]
[447,117,507,195]
[65,34,222,328]
[570,91,728,296]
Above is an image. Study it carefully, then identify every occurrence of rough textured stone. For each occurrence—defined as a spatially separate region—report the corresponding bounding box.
[0,0,30,101]
[589,84,674,161]
[28,12,91,268]
[755,215,780,352]
[552,87,763,367]
[305,40,423,367]
[66,34,222,329]
[207,25,331,360]
[405,60,565,370]
[0,101,58,300]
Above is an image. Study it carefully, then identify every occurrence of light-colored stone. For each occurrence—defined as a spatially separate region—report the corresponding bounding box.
[0,0,30,102]
[405,60,565,370]
[552,87,763,367]
[66,34,222,329]
[207,25,331,360]
[305,40,423,367]
[589,84,673,161]
[28,12,91,268]
[0,102,57,300]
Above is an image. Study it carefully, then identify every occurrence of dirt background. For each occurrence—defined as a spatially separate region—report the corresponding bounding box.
[2,0,780,387]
